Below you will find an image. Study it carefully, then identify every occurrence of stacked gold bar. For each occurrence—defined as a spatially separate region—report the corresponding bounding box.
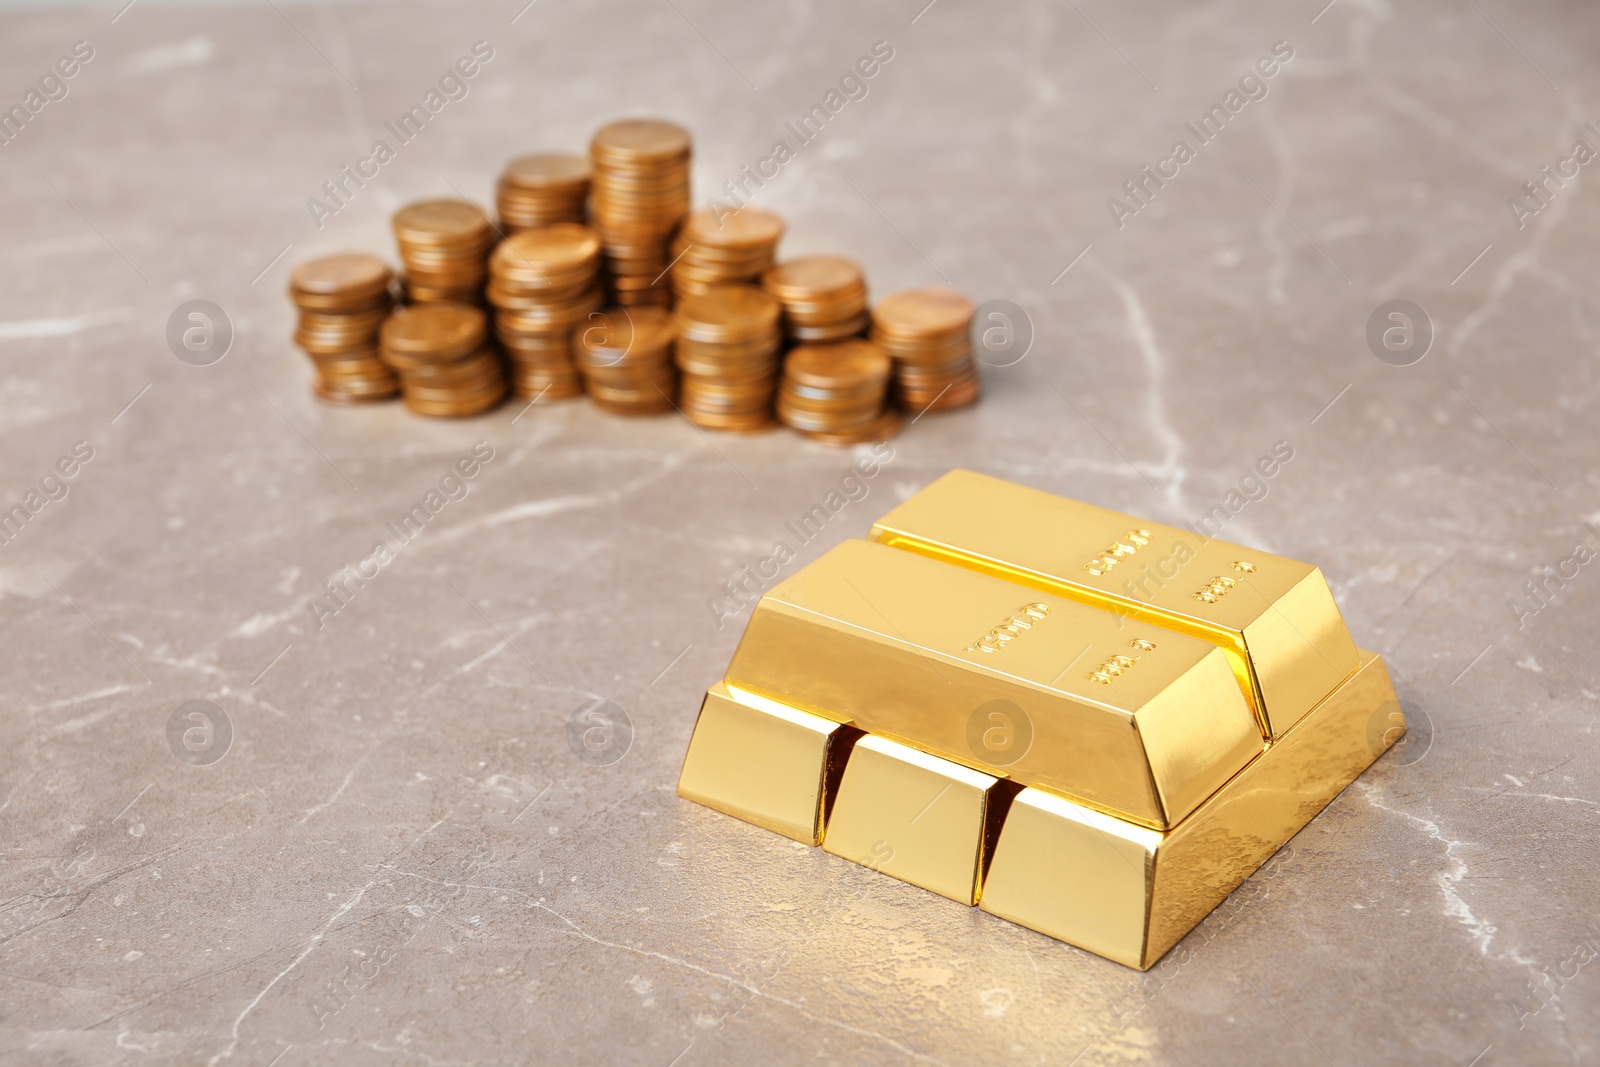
[677,469,1401,969]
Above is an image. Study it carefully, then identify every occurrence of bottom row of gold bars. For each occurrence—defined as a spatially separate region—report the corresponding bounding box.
[677,470,1404,969]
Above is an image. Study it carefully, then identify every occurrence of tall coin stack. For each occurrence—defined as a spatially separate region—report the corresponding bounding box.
[379,303,507,418]
[487,223,604,401]
[496,154,592,232]
[574,306,677,415]
[670,208,784,299]
[870,288,981,413]
[393,199,496,305]
[674,286,782,432]
[762,256,870,343]
[777,339,899,446]
[589,119,691,308]
[289,254,399,405]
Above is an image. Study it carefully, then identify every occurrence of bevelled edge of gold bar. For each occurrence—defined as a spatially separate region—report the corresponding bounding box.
[725,539,1262,830]
[868,469,1363,740]
[676,683,853,845]
[979,650,1399,970]
[821,734,1005,906]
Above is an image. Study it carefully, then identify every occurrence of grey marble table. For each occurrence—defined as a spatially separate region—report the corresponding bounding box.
[2,1,1597,1064]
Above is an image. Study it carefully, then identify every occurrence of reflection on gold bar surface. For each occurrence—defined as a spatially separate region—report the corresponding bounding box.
[979,650,1398,969]
[822,734,1004,906]
[725,539,1261,830]
[870,469,1360,738]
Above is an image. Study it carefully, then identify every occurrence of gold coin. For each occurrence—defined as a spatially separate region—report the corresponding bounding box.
[502,153,592,191]
[380,302,486,357]
[491,224,600,277]
[763,256,865,301]
[871,287,974,339]
[591,119,691,165]
[797,408,902,446]
[783,339,891,391]
[393,199,494,248]
[680,207,784,250]
[675,285,781,344]
[290,254,393,298]
[575,306,674,366]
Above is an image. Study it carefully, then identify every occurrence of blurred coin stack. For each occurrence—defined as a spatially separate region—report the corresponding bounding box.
[870,288,980,412]
[487,223,604,401]
[674,286,783,432]
[589,119,691,308]
[289,254,400,405]
[574,306,677,415]
[393,199,495,305]
[670,208,784,299]
[763,256,869,343]
[777,339,898,446]
[496,154,591,232]
[379,303,507,418]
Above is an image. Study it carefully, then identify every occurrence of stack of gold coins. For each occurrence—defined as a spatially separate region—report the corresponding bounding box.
[589,119,691,308]
[487,223,604,401]
[870,288,980,413]
[674,286,782,432]
[289,254,400,404]
[762,256,869,343]
[392,199,496,304]
[574,306,677,415]
[777,339,900,445]
[670,208,784,299]
[496,154,591,232]
[379,303,507,418]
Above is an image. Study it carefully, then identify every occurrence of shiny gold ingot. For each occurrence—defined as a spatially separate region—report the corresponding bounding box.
[870,469,1360,739]
[980,651,1397,968]
[724,539,1259,830]
[677,471,1401,969]
[821,735,1003,905]
[676,683,854,845]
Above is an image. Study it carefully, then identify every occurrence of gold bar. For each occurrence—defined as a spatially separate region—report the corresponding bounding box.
[870,469,1361,739]
[821,734,1004,905]
[979,650,1399,969]
[676,683,855,845]
[724,538,1262,830]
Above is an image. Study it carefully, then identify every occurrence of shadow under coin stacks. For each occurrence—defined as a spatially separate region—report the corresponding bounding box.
[676,469,1403,970]
[763,255,870,343]
[496,153,591,232]
[393,199,495,305]
[379,303,507,418]
[487,223,603,401]
[575,306,677,415]
[871,288,980,412]
[289,254,399,404]
[777,339,898,446]
[671,208,784,299]
[589,119,691,308]
[674,285,782,432]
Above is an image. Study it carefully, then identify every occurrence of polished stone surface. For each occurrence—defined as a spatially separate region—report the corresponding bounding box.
[2,1,1598,1064]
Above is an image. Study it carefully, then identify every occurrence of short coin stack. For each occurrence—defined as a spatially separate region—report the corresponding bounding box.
[763,256,869,343]
[487,223,604,401]
[574,306,677,415]
[589,119,691,308]
[379,303,507,418]
[777,339,898,446]
[670,208,784,299]
[496,154,592,232]
[289,254,399,405]
[870,288,980,412]
[393,199,496,305]
[674,286,783,432]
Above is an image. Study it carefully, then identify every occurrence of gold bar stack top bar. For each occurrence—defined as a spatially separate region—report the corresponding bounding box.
[677,470,1402,969]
